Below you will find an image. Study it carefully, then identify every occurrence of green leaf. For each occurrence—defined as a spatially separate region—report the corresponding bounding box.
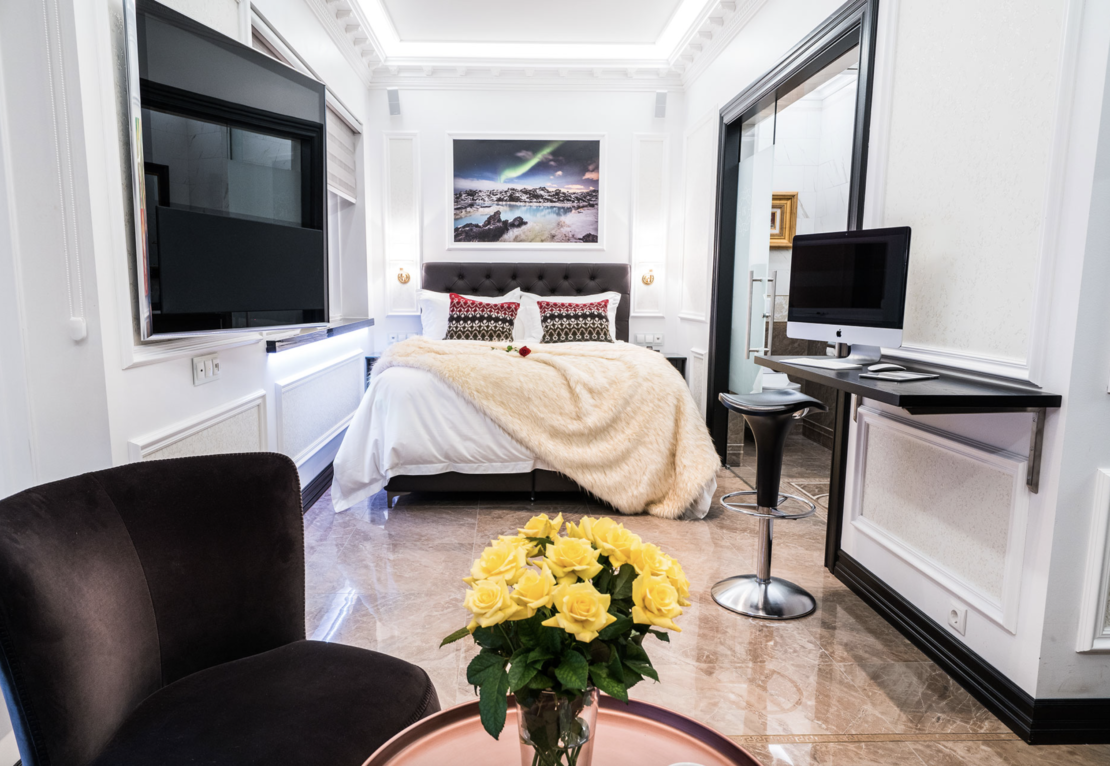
[526,672,554,690]
[467,652,506,687]
[647,629,670,643]
[624,658,659,682]
[611,565,636,601]
[595,567,614,593]
[598,615,633,641]
[554,651,589,691]
[589,663,628,702]
[440,627,471,647]
[478,667,510,739]
[472,626,508,651]
[525,647,553,666]
[507,651,539,692]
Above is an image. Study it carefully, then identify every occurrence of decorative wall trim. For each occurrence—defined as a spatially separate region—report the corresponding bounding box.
[689,347,708,418]
[1076,468,1110,652]
[850,407,1029,632]
[274,350,363,466]
[678,109,718,322]
[836,552,1110,745]
[630,133,668,317]
[678,0,768,83]
[127,390,266,461]
[384,131,421,315]
[302,0,382,87]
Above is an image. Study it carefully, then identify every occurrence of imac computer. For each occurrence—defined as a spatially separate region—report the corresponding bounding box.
[785,226,911,368]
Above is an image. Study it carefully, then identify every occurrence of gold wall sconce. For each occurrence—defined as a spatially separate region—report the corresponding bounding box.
[641,269,655,286]
[397,267,411,284]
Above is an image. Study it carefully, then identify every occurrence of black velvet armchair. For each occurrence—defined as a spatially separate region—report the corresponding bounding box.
[0,453,440,766]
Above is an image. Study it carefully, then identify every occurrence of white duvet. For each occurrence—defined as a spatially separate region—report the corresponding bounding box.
[331,365,715,516]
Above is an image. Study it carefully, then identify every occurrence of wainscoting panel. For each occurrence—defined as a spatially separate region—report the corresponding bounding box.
[1077,468,1110,652]
[679,112,718,322]
[275,351,364,466]
[631,134,668,317]
[384,132,420,315]
[689,347,708,418]
[128,391,266,462]
[851,407,1029,631]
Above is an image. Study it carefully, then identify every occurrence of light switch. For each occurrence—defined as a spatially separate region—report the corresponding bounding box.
[192,354,220,386]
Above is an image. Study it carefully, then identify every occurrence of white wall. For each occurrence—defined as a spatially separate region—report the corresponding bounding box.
[850,0,1110,699]
[363,85,685,352]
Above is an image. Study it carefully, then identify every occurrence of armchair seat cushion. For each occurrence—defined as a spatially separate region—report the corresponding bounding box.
[89,640,440,766]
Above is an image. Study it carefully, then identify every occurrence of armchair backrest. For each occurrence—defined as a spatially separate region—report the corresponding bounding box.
[0,453,306,766]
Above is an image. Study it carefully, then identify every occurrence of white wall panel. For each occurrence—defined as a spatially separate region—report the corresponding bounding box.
[129,391,266,461]
[872,0,1069,365]
[384,132,421,315]
[630,134,668,317]
[852,408,1029,631]
[275,351,364,465]
[1076,469,1110,652]
[679,111,717,321]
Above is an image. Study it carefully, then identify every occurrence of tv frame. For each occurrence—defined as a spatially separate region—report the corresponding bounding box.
[123,0,329,341]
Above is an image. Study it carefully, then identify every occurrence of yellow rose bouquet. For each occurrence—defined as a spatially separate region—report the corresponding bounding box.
[441,514,690,764]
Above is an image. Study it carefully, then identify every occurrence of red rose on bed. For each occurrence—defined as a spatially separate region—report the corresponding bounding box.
[519,346,531,357]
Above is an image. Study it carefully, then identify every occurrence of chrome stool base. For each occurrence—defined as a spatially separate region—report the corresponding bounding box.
[711,575,816,620]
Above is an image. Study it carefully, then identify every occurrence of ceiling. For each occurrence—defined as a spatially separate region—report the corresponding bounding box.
[380,0,685,45]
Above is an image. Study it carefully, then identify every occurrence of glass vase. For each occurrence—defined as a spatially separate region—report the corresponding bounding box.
[516,687,599,766]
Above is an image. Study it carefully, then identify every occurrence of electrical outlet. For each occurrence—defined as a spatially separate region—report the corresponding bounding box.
[653,333,664,346]
[388,333,398,344]
[191,354,220,386]
[947,601,967,635]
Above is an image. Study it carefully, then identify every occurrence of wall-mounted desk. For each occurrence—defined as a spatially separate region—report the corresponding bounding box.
[753,355,1061,569]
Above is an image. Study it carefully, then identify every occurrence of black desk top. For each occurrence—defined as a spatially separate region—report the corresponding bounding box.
[756,356,1061,414]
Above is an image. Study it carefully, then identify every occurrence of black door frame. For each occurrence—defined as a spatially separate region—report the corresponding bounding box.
[704,0,879,570]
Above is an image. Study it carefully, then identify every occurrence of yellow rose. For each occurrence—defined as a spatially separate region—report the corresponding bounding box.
[518,513,564,540]
[509,562,557,619]
[564,516,598,542]
[631,573,683,632]
[663,557,692,607]
[541,581,617,643]
[629,542,671,576]
[465,578,521,632]
[497,534,542,558]
[543,536,604,584]
[588,518,642,568]
[465,540,528,585]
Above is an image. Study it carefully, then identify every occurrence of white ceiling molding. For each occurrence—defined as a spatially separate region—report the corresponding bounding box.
[675,0,768,82]
[303,0,386,86]
[302,0,763,90]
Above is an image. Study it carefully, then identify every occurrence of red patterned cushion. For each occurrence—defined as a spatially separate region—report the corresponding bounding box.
[444,293,520,342]
[537,299,613,343]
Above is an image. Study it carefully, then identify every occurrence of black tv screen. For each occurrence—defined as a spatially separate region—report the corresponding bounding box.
[133,0,327,338]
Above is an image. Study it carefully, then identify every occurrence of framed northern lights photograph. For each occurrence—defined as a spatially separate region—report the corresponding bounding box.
[449,135,603,248]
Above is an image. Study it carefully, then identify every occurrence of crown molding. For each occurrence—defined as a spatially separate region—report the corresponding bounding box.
[304,0,385,85]
[366,68,685,92]
[679,0,768,83]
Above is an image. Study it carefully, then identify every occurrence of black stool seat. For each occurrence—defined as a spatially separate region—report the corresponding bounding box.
[719,389,827,417]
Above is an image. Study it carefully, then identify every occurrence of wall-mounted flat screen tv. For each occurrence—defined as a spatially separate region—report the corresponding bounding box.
[126,0,328,340]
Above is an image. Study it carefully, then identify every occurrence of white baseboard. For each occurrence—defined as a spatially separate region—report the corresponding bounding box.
[0,730,19,766]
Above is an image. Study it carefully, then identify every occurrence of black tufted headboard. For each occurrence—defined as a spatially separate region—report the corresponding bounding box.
[421,263,632,342]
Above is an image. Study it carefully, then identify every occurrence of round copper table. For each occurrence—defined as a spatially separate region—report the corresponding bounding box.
[363,695,762,766]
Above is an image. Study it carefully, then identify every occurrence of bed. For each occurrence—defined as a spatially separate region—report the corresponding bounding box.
[331,262,718,517]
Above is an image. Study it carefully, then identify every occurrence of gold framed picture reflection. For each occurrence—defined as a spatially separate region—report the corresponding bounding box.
[770,192,798,248]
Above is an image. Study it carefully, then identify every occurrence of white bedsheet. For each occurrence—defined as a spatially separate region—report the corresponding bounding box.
[331,366,715,516]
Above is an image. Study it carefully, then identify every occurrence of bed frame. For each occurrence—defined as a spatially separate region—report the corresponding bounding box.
[384,262,631,501]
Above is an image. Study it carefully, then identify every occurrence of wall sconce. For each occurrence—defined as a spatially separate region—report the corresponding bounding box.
[397,267,411,284]
[641,269,655,286]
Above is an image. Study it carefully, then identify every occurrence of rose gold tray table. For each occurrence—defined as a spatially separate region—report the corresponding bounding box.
[364,695,762,766]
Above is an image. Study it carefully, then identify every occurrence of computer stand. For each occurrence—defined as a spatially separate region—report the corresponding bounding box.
[834,343,882,365]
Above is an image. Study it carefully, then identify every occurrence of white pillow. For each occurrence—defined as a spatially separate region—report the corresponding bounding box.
[519,291,622,342]
[418,288,524,341]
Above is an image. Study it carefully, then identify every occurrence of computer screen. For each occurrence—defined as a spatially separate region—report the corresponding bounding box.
[787,227,911,330]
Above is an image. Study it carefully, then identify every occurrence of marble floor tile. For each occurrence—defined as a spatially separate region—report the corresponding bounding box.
[302,465,1071,764]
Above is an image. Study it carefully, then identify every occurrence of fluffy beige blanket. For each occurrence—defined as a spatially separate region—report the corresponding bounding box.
[375,337,720,519]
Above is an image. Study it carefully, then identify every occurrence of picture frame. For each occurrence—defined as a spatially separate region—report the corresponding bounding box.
[447,133,604,250]
[770,192,798,248]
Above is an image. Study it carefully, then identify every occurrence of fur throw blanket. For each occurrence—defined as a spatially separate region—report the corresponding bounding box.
[374,337,720,519]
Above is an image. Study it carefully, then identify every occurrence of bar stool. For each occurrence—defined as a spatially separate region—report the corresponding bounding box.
[712,389,829,620]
